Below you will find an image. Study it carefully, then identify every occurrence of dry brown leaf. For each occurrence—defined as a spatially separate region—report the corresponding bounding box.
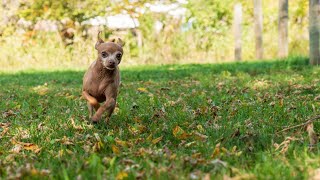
[112,144,120,154]
[70,118,83,130]
[274,137,298,154]
[55,136,74,145]
[173,126,189,140]
[32,83,49,95]
[0,127,9,138]
[0,122,11,128]
[2,110,16,118]
[11,144,23,153]
[93,141,103,152]
[11,139,41,153]
[211,143,221,158]
[115,138,128,147]
[306,123,318,150]
[193,132,208,141]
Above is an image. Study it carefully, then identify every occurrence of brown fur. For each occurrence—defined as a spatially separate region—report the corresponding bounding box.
[82,32,124,123]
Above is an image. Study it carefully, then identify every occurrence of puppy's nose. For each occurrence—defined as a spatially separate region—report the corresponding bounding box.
[108,61,115,66]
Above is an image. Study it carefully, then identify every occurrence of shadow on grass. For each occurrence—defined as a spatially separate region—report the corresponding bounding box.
[0,57,310,87]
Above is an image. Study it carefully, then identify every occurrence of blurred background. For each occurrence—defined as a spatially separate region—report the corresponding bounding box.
[0,0,308,71]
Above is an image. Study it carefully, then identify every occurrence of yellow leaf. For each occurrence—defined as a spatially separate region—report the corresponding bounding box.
[151,136,163,144]
[11,139,41,153]
[112,144,120,154]
[146,134,153,142]
[137,87,148,93]
[70,118,83,130]
[32,84,49,96]
[211,143,220,158]
[116,171,128,180]
[196,125,205,133]
[115,138,127,147]
[173,126,189,140]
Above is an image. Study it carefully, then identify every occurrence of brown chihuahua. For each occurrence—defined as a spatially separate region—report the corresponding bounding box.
[82,32,124,123]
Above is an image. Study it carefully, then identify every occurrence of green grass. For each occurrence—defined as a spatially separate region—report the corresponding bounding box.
[0,57,320,179]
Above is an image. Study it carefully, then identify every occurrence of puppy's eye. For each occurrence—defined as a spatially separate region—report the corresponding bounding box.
[101,52,108,58]
[116,54,122,60]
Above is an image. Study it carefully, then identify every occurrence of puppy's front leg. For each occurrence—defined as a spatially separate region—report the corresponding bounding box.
[82,91,100,111]
[91,98,116,123]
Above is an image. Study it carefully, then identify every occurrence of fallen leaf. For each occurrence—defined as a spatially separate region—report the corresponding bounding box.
[211,143,221,158]
[151,136,163,144]
[193,132,208,141]
[112,144,120,154]
[115,138,128,147]
[93,141,103,152]
[116,171,128,180]
[137,87,148,93]
[306,123,318,151]
[314,95,320,101]
[32,83,49,95]
[274,137,298,154]
[196,125,205,133]
[0,127,9,138]
[173,126,189,140]
[70,118,83,130]
[11,139,41,153]
[230,128,240,138]
[11,144,23,153]
[2,110,16,118]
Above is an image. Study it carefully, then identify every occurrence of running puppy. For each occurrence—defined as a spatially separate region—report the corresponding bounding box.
[82,32,124,123]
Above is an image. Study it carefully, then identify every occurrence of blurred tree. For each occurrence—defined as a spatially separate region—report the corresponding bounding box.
[254,0,263,59]
[186,0,233,51]
[309,0,320,65]
[234,3,242,61]
[278,0,288,58]
[18,0,111,23]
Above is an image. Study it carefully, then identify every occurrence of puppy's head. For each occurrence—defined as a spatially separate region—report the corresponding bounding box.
[95,31,125,70]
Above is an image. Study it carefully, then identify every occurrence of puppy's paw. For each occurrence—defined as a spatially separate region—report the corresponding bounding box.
[91,116,100,123]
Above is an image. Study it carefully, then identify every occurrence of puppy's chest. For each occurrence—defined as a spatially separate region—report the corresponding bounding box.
[91,78,114,95]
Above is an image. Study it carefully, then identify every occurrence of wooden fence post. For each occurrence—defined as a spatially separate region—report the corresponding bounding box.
[278,0,288,58]
[234,3,242,61]
[254,0,263,59]
[309,0,320,65]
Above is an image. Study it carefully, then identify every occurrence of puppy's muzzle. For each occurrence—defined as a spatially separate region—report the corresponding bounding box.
[106,61,116,70]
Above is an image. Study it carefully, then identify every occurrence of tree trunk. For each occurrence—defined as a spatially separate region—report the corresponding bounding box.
[278,0,288,58]
[309,0,320,65]
[254,0,263,59]
[234,3,242,61]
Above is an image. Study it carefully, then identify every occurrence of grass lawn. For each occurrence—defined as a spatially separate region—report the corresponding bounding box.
[0,57,320,179]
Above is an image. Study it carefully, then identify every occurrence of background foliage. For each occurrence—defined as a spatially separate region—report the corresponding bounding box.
[0,0,310,71]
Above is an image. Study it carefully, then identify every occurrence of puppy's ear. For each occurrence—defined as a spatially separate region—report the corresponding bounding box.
[109,38,116,43]
[117,38,125,47]
[95,31,104,50]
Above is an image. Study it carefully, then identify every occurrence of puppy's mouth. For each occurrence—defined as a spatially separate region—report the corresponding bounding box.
[105,66,115,70]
